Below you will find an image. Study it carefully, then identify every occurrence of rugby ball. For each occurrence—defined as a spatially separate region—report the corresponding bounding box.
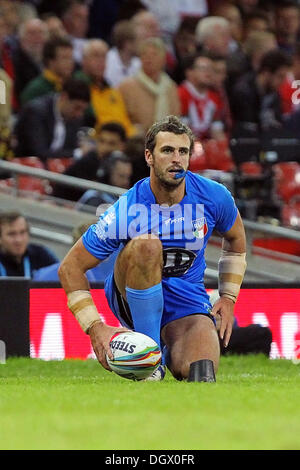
[106,331,162,381]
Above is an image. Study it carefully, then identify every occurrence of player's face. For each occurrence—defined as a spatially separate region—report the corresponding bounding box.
[146,132,191,188]
[0,217,29,259]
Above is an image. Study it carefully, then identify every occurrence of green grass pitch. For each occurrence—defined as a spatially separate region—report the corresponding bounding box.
[0,355,299,450]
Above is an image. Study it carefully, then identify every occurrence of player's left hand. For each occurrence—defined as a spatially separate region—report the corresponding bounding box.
[211,296,235,347]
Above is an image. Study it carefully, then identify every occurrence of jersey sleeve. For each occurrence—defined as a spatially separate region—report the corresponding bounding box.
[213,183,238,234]
[82,200,122,260]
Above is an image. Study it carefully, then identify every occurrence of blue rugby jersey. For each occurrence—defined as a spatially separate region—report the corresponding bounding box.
[82,171,238,285]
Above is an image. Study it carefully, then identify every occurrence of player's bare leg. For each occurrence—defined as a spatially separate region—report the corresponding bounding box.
[114,234,163,298]
[161,314,220,381]
[113,234,164,353]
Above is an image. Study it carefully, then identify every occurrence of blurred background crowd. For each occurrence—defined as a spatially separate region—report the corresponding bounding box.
[0,0,300,229]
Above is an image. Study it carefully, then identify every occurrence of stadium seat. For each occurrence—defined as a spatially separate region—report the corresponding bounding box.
[47,158,73,173]
[239,161,263,176]
[188,141,209,172]
[273,162,300,203]
[11,157,51,196]
[12,156,45,169]
[281,198,300,229]
[203,139,235,172]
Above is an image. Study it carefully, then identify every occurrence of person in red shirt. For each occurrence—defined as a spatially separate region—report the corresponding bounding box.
[178,51,227,140]
[279,43,300,116]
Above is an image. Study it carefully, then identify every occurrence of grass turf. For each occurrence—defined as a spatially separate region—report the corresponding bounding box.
[0,355,299,450]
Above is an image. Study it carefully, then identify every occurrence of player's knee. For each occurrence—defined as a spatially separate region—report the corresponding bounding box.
[129,236,162,265]
[170,359,191,381]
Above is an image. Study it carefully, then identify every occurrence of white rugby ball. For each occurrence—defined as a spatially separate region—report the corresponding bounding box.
[106,331,162,381]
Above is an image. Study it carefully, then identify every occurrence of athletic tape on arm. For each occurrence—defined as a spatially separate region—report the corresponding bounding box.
[218,250,247,303]
[67,290,101,333]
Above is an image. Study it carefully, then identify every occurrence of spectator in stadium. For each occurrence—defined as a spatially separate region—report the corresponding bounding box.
[0,211,59,278]
[274,0,300,55]
[20,36,74,105]
[0,14,16,110]
[33,221,119,282]
[280,43,300,115]
[230,49,292,131]
[42,14,68,40]
[167,18,198,85]
[0,0,21,37]
[212,2,244,47]
[104,20,141,88]
[61,0,89,64]
[13,18,49,103]
[210,54,232,135]
[0,67,12,130]
[14,78,90,163]
[243,30,278,73]
[124,134,148,183]
[76,151,133,209]
[0,66,14,161]
[131,10,161,44]
[195,15,246,88]
[52,122,127,202]
[139,0,181,44]
[234,0,260,17]
[131,8,176,71]
[225,30,278,99]
[118,37,180,134]
[75,39,136,137]
[178,52,227,140]
[242,10,270,40]
[195,16,232,57]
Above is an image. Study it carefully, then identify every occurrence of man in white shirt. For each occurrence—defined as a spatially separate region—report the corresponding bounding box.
[104,20,141,88]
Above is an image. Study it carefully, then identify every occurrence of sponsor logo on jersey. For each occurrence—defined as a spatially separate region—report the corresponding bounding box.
[162,247,196,277]
[191,217,208,239]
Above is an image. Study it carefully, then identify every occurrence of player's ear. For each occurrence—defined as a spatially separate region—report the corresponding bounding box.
[145,149,153,167]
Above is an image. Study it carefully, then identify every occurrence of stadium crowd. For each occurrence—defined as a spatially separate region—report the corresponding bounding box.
[0,0,300,228]
[0,0,280,359]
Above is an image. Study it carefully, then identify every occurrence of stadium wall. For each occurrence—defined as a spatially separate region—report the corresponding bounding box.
[0,279,299,361]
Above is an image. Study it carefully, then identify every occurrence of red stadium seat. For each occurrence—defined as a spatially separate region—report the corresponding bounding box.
[11,157,50,195]
[203,139,235,172]
[12,156,45,169]
[281,198,300,229]
[273,162,300,203]
[239,161,263,176]
[47,158,73,173]
[189,141,209,172]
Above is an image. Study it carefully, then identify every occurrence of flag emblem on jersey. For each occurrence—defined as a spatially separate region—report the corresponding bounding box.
[192,217,208,238]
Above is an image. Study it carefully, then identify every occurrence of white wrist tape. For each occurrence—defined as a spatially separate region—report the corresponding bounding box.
[67,290,101,333]
[218,250,247,303]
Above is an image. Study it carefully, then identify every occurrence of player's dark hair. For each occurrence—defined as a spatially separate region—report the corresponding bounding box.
[43,36,73,67]
[0,211,29,235]
[98,122,127,142]
[258,49,292,73]
[145,115,194,155]
[62,78,90,102]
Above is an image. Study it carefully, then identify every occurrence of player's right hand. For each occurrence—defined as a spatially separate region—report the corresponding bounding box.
[88,322,130,370]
